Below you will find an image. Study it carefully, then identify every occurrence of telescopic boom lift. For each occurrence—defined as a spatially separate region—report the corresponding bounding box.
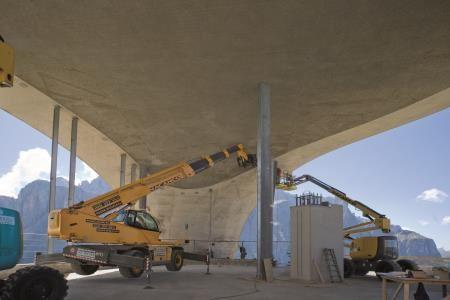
[276,172,418,277]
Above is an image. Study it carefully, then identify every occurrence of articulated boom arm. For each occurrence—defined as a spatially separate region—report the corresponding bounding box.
[72,144,254,220]
[276,173,391,238]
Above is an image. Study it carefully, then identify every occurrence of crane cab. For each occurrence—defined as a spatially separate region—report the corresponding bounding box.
[113,209,160,233]
[350,236,399,261]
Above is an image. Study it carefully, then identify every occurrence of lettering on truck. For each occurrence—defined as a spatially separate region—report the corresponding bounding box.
[93,195,122,216]
[149,175,183,192]
[86,219,120,233]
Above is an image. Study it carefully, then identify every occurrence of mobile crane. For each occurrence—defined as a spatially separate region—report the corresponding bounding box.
[47,145,255,278]
[276,172,418,277]
[0,36,68,300]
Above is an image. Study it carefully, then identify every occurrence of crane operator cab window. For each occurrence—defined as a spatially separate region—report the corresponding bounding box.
[112,210,127,223]
[377,236,399,260]
[122,210,159,232]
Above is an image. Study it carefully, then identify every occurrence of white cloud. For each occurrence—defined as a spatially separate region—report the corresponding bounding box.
[442,216,450,225]
[75,161,98,185]
[417,188,448,203]
[0,148,99,198]
[419,220,430,226]
[0,148,51,197]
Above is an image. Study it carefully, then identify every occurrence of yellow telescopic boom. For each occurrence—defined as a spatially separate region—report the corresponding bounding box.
[276,173,391,239]
[61,144,253,220]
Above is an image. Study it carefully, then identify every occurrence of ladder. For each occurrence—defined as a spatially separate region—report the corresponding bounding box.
[323,248,342,283]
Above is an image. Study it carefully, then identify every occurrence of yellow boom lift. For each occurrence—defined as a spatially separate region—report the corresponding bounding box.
[43,145,255,278]
[276,172,418,277]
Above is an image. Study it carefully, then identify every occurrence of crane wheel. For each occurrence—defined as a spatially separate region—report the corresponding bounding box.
[119,250,145,278]
[70,263,99,275]
[343,258,354,278]
[396,259,419,272]
[166,249,184,272]
[375,260,401,278]
[0,266,68,300]
[353,262,371,276]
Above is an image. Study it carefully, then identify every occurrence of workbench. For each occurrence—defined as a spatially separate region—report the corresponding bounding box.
[379,273,450,300]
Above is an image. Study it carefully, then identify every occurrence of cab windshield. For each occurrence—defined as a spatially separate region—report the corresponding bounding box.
[111,210,126,223]
[122,210,159,232]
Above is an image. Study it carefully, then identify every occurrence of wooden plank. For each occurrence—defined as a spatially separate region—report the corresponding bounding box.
[313,259,325,284]
[379,274,450,285]
[403,283,409,300]
[392,283,403,300]
[381,278,387,300]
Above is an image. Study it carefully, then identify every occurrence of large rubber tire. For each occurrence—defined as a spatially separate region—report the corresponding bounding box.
[396,259,419,272]
[343,258,354,278]
[70,263,99,276]
[1,266,68,300]
[119,250,145,278]
[375,260,402,275]
[166,249,184,271]
[353,262,370,276]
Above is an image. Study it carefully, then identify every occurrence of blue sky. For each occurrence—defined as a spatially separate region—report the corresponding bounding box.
[293,108,450,250]
[0,109,98,198]
[0,107,449,249]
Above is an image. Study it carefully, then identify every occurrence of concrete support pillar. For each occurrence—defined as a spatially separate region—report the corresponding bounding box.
[139,165,147,209]
[68,117,78,207]
[256,82,273,280]
[130,163,137,183]
[48,105,60,254]
[120,154,126,187]
[208,188,213,241]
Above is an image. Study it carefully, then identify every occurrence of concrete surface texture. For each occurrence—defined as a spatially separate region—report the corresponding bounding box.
[1,1,450,187]
[290,205,343,281]
[65,265,446,300]
[1,1,450,256]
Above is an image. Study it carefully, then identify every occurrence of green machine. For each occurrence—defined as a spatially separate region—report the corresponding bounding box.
[0,208,68,300]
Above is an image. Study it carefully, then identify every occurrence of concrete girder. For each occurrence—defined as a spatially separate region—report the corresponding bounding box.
[1,79,450,258]
[0,77,137,188]
[1,1,450,189]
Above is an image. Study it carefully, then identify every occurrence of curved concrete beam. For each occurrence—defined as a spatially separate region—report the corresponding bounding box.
[0,77,137,187]
[1,77,450,257]
[2,1,450,189]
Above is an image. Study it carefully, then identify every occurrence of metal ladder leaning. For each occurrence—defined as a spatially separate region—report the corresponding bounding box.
[323,248,343,283]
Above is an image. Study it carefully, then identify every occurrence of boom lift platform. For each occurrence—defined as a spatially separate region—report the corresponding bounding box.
[38,145,256,279]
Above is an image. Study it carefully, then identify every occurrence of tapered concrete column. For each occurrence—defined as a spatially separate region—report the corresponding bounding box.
[48,105,60,253]
[130,163,137,183]
[257,82,273,280]
[139,165,148,209]
[120,154,126,187]
[68,117,78,207]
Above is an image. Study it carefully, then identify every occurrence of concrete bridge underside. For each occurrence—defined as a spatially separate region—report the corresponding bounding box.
[1,1,450,256]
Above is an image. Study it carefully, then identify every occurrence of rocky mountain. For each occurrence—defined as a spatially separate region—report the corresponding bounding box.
[17,178,107,234]
[395,230,441,257]
[328,197,441,257]
[0,195,19,210]
[0,177,110,262]
[439,248,450,258]
[239,190,442,264]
